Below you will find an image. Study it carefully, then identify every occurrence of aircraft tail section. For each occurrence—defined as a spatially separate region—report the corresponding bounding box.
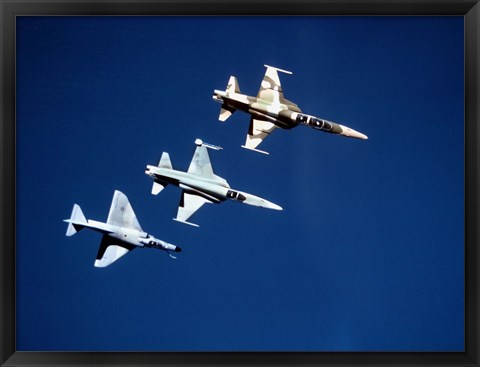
[158,152,172,169]
[219,104,236,122]
[227,76,240,94]
[149,152,171,195]
[152,181,166,195]
[218,76,240,122]
[64,204,88,236]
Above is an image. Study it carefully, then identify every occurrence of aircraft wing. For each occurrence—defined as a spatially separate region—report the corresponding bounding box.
[106,190,142,231]
[187,144,215,178]
[94,235,135,267]
[187,144,227,185]
[257,65,301,111]
[174,191,213,227]
[241,116,277,154]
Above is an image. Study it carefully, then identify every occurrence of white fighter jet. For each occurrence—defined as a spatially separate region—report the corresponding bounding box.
[145,138,282,227]
[213,65,368,154]
[64,190,181,267]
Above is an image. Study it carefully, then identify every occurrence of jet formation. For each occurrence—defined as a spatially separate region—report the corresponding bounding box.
[145,138,282,227]
[65,65,367,267]
[64,190,181,267]
[213,64,368,154]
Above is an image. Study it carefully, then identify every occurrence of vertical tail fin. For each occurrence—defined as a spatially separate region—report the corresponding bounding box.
[64,204,87,236]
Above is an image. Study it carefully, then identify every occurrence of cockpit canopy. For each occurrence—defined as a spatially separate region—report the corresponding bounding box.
[309,117,333,131]
[296,114,333,131]
[226,190,246,201]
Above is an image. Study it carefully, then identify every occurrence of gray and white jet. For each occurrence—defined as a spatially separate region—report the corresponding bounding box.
[145,138,282,227]
[64,190,181,267]
[213,64,368,154]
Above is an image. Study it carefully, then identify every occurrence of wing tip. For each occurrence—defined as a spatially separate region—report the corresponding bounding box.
[264,64,292,75]
[195,138,223,150]
[173,218,200,228]
[241,145,270,155]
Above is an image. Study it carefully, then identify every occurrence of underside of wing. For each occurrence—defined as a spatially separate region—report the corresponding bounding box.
[257,65,289,105]
[187,145,214,177]
[187,145,225,184]
[95,235,136,267]
[256,65,301,112]
[174,191,213,227]
[106,190,142,231]
[242,117,277,154]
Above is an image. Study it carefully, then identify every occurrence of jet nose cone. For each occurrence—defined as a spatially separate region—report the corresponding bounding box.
[260,199,283,211]
[339,124,368,140]
[242,192,283,211]
[174,247,182,252]
[266,202,283,211]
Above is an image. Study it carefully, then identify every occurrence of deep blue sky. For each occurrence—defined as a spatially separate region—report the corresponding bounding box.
[16,16,464,351]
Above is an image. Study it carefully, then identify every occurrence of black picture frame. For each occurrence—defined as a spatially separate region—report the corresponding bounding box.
[1,1,478,366]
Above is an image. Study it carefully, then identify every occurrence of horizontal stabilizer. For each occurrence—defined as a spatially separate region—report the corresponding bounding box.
[219,104,236,122]
[158,152,172,169]
[64,204,87,236]
[218,76,239,122]
[227,75,240,93]
[152,180,166,195]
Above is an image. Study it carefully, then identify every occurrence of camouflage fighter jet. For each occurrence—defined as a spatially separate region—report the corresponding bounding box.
[145,138,282,227]
[64,190,181,267]
[213,65,368,154]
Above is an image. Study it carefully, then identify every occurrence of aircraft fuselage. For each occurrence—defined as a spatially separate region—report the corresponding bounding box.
[213,90,368,140]
[145,165,282,210]
[77,220,179,253]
